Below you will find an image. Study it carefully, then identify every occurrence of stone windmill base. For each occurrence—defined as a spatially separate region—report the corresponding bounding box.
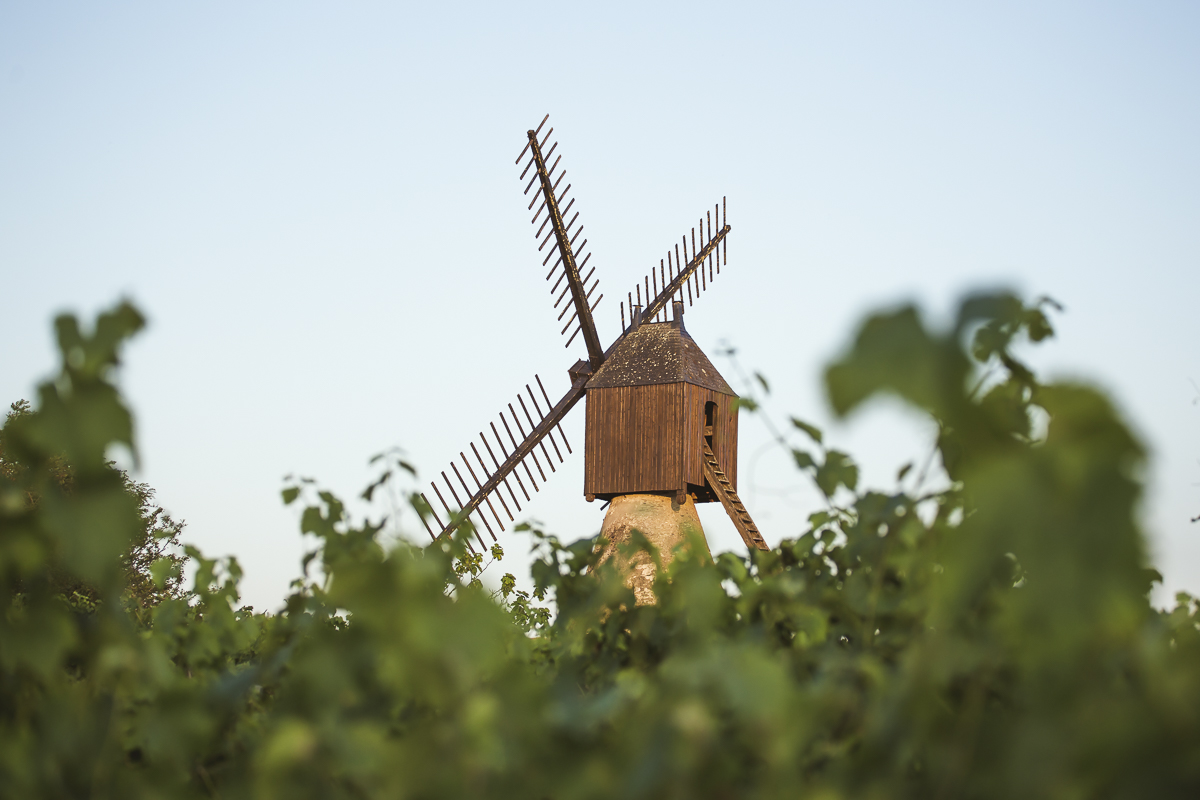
[593,494,712,605]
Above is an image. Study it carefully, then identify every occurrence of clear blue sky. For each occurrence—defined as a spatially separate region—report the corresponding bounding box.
[2,2,1197,610]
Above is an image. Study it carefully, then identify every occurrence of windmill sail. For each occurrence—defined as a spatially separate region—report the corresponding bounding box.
[428,170,733,550]
[622,198,730,331]
[420,373,587,548]
[517,115,605,367]
[422,116,764,554]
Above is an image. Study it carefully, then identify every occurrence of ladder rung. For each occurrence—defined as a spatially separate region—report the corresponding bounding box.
[702,442,767,551]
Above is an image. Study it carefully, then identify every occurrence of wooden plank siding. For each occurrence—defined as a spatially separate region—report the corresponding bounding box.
[681,384,738,494]
[584,384,683,497]
[584,382,738,500]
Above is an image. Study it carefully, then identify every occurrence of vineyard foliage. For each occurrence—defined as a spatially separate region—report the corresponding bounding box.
[2,296,1199,798]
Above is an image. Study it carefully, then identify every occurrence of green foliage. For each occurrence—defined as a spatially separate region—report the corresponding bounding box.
[1,395,187,614]
[2,294,1199,798]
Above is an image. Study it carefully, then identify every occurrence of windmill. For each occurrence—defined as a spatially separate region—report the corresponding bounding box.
[418,115,767,557]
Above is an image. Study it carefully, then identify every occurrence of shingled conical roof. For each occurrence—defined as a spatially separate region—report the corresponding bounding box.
[586,320,735,394]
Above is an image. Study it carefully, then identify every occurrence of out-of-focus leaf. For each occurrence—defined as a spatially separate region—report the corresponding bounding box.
[815,450,859,497]
[1,292,1190,800]
[824,305,966,420]
[791,449,815,470]
[732,396,758,413]
[789,416,823,445]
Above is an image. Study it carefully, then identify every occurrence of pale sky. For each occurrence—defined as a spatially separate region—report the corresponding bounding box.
[2,2,1197,610]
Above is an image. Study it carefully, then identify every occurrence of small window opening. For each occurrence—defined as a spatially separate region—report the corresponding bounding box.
[704,401,717,451]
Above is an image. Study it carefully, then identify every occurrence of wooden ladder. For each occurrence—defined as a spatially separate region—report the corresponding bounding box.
[701,442,769,551]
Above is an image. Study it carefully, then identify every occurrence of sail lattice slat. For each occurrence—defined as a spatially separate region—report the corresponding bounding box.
[621,198,730,331]
[516,115,605,366]
[420,373,584,549]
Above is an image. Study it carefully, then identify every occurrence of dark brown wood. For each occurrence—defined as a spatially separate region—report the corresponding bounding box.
[536,375,572,454]
[418,493,440,540]
[582,385,737,502]
[514,113,548,165]
[584,383,684,498]
[582,316,739,502]
[428,120,762,552]
[527,129,604,369]
[435,376,587,540]
[681,384,737,498]
[471,442,513,521]
[642,224,729,322]
[702,441,767,550]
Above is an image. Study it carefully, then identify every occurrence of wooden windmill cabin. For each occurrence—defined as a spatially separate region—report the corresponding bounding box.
[419,115,768,555]
[583,301,739,507]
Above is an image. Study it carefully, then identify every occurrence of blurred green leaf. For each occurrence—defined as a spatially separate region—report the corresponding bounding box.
[791,448,815,470]
[815,450,859,497]
[824,305,965,420]
[732,396,758,413]
[1,292,1191,800]
[789,416,823,445]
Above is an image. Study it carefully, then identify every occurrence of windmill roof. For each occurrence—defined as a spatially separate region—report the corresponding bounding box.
[586,321,736,394]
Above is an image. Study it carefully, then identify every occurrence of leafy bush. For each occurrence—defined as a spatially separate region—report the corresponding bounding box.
[1,295,1198,798]
[1,398,187,617]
